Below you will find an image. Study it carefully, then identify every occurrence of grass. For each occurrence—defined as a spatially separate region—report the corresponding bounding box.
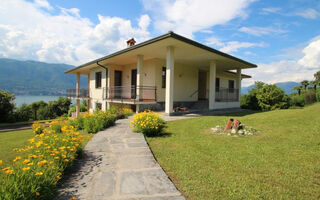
[146,103,320,200]
[0,129,92,167]
[0,119,53,127]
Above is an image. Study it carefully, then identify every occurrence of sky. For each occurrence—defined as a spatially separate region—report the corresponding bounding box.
[0,0,320,86]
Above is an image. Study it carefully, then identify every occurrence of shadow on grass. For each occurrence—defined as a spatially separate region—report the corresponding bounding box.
[146,132,172,138]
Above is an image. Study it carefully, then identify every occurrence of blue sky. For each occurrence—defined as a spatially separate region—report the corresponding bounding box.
[0,0,320,86]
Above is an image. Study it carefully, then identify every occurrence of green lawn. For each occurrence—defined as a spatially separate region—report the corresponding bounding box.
[146,103,320,200]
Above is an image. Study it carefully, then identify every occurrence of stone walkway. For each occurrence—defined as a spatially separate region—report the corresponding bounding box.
[56,118,185,200]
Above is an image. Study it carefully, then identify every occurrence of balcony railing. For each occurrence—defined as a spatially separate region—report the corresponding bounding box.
[103,86,156,102]
[215,88,239,102]
[66,89,89,98]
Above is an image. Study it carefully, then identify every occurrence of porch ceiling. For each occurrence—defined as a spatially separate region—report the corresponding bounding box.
[66,32,257,74]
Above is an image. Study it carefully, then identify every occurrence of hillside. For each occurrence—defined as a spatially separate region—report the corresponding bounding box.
[242,81,299,94]
[0,58,86,95]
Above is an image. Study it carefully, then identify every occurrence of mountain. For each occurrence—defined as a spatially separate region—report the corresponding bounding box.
[242,81,300,94]
[0,58,86,95]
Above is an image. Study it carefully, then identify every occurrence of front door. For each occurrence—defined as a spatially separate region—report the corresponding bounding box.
[198,71,207,100]
[131,69,137,99]
[114,70,122,98]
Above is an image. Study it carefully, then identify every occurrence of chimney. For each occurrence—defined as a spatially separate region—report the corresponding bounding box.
[126,38,136,47]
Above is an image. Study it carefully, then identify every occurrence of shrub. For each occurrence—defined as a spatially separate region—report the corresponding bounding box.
[14,103,32,122]
[305,91,317,104]
[289,95,305,107]
[0,120,86,199]
[256,84,289,111]
[121,108,134,118]
[0,90,15,122]
[32,122,45,134]
[68,104,88,117]
[83,115,104,133]
[130,110,166,137]
[317,89,320,102]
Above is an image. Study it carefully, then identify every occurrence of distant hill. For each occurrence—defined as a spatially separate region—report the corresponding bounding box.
[242,81,300,94]
[0,58,86,95]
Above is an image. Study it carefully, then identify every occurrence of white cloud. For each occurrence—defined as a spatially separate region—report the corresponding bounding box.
[0,0,151,65]
[205,36,265,53]
[142,0,256,38]
[239,26,286,36]
[294,8,319,19]
[220,41,265,53]
[261,7,281,14]
[298,36,320,69]
[243,36,320,86]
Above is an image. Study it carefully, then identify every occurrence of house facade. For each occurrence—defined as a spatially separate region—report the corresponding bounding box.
[66,32,257,116]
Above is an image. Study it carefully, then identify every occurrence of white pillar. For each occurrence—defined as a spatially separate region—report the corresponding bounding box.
[106,67,111,110]
[209,61,216,110]
[165,46,174,115]
[136,55,143,101]
[87,74,91,113]
[237,68,241,101]
[76,73,80,118]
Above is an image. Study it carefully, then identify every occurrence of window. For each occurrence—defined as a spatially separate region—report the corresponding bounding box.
[215,78,220,92]
[228,80,235,93]
[96,103,102,110]
[95,72,102,88]
[162,67,166,88]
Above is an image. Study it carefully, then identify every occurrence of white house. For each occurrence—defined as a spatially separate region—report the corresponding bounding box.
[65,32,257,116]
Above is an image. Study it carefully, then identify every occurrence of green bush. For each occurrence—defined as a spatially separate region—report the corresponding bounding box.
[0,90,15,122]
[130,110,166,137]
[305,91,317,104]
[289,95,305,107]
[51,123,62,133]
[68,104,88,117]
[83,115,104,133]
[14,103,32,122]
[317,89,320,102]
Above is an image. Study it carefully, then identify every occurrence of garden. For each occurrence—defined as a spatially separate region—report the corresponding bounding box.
[0,107,133,199]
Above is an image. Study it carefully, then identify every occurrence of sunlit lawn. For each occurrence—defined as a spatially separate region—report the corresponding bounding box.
[146,103,320,199]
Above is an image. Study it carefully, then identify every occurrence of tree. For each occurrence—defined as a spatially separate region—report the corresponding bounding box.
[256,84,289,111]
[30,101,47,120]
[311,80,319,90]
[15,103,32,122]
[301,80,309,90]
[240,81,266,110]
[0,90,15,122]
[292,85,302,95]
[314,71,320,82]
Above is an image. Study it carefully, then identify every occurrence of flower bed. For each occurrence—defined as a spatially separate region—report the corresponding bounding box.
[0,120,85,199]
[0,108,133,199]
[130,110,166,136]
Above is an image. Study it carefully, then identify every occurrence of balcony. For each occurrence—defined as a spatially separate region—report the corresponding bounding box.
[66,89,89,98]
[103,86,157,104]
[215,88,239,102]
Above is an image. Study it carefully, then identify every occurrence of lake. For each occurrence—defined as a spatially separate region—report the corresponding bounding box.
[14,95,75,107]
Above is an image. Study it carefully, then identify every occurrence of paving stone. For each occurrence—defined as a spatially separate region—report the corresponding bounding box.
[90,171,115,199]
[140,196,185,200]
[120,171,148,195]
[117,156,159,170]
[143,169,178,195]
[127,142,148,148]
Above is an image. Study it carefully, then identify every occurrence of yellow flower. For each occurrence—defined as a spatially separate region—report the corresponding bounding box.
[37,160,47,166]
[35,172,43,176]
[22,167,30,171]
[13,156,22,162]
[54,156,60,160]
[0,160,2,165]
[36,192,40,196]
[5,169,13,175]
[23,159,30,164]
[64,159,69,162]
[28,138,35,144]
[2,167,10,171]
[27,162,34,166]
[70,197,77,200]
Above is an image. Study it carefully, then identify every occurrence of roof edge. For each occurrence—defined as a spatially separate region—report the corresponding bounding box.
[65,31,257,74]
